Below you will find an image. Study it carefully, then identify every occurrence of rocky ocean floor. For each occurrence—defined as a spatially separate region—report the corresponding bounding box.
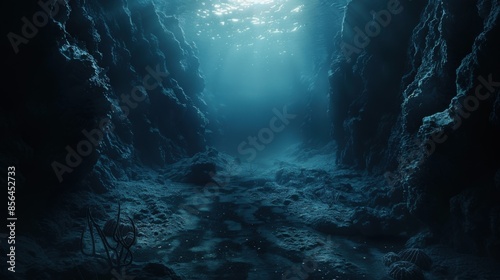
[3,143,500,280]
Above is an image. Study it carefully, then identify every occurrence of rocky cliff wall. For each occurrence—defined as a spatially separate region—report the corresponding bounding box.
[2,0,208,214]
[330,0,500,258]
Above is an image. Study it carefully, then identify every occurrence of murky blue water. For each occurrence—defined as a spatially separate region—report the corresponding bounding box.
[157,0,347,154]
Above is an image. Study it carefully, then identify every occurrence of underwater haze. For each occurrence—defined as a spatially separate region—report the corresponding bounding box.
[171,0,345,155]
[2,0,500,279]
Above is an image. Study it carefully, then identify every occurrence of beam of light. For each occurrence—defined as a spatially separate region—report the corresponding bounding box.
[230,0,275,7]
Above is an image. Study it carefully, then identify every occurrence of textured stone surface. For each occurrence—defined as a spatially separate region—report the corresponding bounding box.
[2,0,208,214]
[330,0,500,258]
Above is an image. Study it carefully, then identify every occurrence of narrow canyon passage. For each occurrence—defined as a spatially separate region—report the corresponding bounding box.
[3,0,500,279]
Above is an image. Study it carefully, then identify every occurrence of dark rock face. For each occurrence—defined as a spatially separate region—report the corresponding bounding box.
[330,0,500,258]
[330,0,425,170]
[3,0,207,213]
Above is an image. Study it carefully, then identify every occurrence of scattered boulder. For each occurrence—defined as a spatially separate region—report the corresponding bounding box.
[184,161,217,186]
[166,148,236,186]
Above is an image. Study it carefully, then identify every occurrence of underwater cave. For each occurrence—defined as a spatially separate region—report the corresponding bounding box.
[2,0,500,279]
